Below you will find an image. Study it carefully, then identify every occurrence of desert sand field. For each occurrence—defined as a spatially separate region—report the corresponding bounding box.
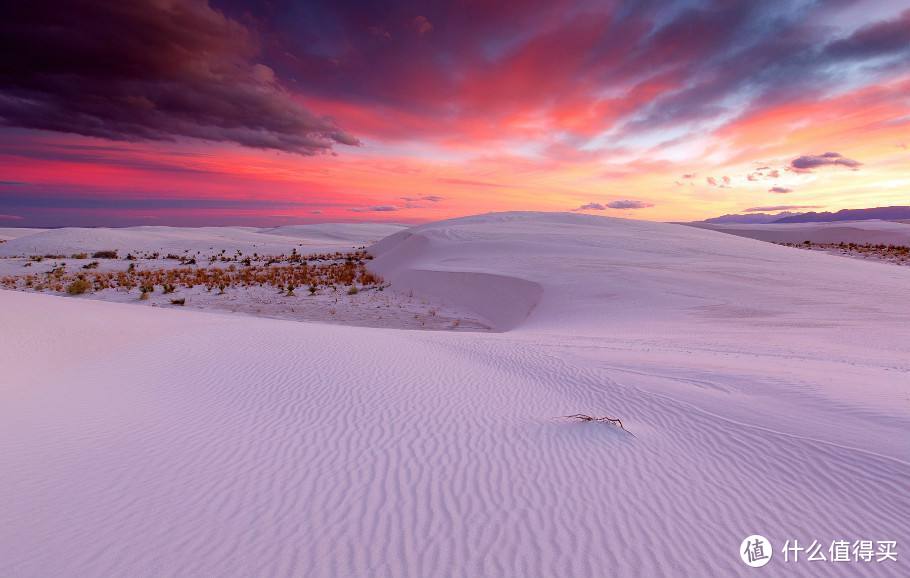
[1,212,908,577]
[688,219,910,246]
[687,220,910,266]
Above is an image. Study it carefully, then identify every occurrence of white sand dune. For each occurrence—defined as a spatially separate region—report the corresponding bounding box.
[374,212,910,335]
[0,227,47,242]
[257,223,407,243]
[688,219,910,246]
[0,223,406,257]
[1,212,908,577]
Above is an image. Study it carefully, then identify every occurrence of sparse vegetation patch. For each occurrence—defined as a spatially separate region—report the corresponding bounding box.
[777,241,910,265]
[2,250,382,294]
[0,248,489,331]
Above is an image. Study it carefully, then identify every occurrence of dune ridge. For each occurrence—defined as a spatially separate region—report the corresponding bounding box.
[0,223,406,257]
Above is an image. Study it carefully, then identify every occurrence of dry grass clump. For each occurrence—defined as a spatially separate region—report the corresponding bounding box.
[92,250,118,259]
[66,277,92,295]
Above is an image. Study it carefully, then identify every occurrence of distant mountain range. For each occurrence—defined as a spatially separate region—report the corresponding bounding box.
[773,206,910,223]
[702,212,801,224]
[702,206,910,224]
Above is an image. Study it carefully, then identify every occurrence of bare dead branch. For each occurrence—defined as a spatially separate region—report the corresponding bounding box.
[562,414,635,437]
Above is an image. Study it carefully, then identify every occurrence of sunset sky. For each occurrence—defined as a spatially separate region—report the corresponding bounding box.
[1,0,908,226]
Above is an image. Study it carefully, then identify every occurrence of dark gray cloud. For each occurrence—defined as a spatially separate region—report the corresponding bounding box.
[824,8,910,61]
[0,185,360,227]
[607,200,653,209]
[6,1,908,158]
[618,6,910,138]
[768,186,792,193]
[0,0,358,154]
[790,152,861,171]
[0,137,229,176]
[0,190,306,211]
[212,1,910,148]
[574,202,606,211]
[576,200,653,210]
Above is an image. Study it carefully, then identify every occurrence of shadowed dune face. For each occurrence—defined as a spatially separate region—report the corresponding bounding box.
[371,229,543,331]
[388,268,542,332]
